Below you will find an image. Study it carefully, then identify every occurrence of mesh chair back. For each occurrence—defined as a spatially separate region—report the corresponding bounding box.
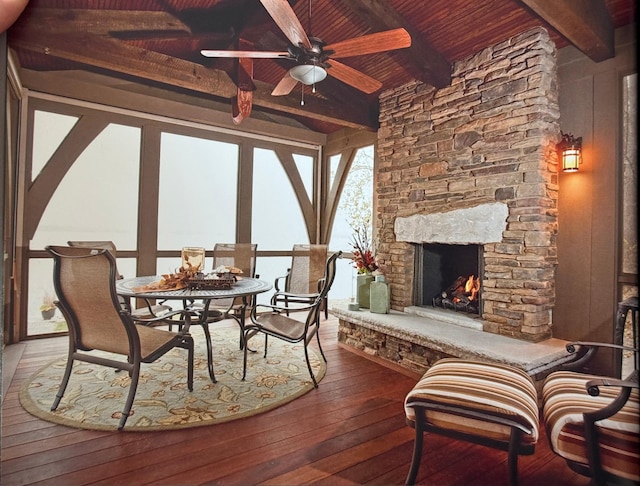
[67,240,121,277]
[305,251,340,329]
[288,244,328,294]
[318,251,340,299]
[212,243,257,276]
[48,245,132,356]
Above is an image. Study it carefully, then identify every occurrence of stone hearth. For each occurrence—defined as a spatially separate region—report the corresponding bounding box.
[332,300,570,394]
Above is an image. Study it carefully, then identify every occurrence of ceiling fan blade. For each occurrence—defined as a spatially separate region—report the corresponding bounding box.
[260,0,311,49]
[325,28,411,58]
[233,54,254,124]
[271,72,299,96]
[327,60,383,94]
[201,49,290,59]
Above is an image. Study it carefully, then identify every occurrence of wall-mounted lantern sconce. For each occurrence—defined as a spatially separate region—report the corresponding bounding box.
[558,131,582,172]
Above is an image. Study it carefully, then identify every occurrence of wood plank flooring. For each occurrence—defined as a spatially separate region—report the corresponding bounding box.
[2,316,590,485]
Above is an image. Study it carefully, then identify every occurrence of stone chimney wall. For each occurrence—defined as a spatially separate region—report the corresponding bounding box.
[375,27,560,342]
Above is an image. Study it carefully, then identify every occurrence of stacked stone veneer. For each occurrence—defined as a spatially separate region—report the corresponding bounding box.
[375,27,560,342]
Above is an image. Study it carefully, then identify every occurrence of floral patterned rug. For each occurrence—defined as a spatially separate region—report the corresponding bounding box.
[19,326,325,431]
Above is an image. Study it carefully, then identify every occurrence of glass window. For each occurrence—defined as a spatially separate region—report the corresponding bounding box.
[31,110,78,181]
[157,133,238,249]
[29,122,141,335]
[330,146,374,251]
[31,123,141,250]
[294,153,314,200]
[251,147,310,250]
[329,145,375,300]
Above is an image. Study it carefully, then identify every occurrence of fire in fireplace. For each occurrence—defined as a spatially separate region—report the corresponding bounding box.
[432,274,481,313]
[414,243,483,315]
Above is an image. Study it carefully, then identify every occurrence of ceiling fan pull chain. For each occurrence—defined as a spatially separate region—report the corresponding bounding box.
[301,84,305,106]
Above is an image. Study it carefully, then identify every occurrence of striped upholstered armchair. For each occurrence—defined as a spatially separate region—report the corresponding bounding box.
[404,359,540,486]
[542,342,639,485]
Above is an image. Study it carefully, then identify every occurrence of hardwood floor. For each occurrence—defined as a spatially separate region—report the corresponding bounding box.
[2,316,590,485]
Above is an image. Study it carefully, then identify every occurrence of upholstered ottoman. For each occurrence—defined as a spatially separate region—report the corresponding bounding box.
[542,370,640,484]
[404,358,539,486]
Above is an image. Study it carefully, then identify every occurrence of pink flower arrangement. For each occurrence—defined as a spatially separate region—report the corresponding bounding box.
[350,226,378,274]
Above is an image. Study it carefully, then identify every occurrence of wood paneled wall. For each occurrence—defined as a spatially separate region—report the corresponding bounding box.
[554,25,637,375]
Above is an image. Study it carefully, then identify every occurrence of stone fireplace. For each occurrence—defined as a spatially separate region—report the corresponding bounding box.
[374,27,560,343]
[334,27,567,383]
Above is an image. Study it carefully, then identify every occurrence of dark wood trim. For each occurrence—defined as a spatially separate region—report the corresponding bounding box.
[338,0,451,88]
[522,0,614,61]
[138,126,162,277]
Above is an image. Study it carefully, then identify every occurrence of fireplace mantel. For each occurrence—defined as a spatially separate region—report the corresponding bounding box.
[395,202,508,244]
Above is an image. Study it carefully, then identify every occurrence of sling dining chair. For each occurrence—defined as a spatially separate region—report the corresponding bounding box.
[46,245,194,430]
[184,243,258,349]
[271,244,329,319]
[243,251,341,387]
[67,240,174,321]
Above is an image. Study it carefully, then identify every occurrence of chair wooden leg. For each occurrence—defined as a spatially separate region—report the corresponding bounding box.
[406,412,425,485]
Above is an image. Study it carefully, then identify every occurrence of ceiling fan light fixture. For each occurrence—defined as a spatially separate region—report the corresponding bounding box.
[289,64,327,85]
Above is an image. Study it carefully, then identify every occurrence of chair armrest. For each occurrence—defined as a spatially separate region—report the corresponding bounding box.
[562,341,639,372]
[273,269,291,292]
[260,302,315,313]
[124,308,189,331]
[585,376,639,396]
[272,290,320,299]
[567,341,638,353]
[250,302,314,323]
[142,297,171,313]
[581,376,639,437]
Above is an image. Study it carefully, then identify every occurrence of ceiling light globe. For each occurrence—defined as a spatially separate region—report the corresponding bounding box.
[289,65,327,85]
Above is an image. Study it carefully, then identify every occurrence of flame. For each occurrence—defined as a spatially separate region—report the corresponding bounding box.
[466,275,480,301]
[451,275,481,304]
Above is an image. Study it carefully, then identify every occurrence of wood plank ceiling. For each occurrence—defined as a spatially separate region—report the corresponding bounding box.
[6,0,636,134]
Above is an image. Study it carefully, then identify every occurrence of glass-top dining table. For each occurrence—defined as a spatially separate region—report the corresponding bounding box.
[116,275,272,382]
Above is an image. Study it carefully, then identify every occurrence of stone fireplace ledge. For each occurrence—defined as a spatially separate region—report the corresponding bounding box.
[330,300,572,378]
[394,202,509,244]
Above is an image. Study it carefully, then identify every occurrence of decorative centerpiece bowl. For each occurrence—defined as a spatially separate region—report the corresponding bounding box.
[188,272,235,290]
[187,265,242,290]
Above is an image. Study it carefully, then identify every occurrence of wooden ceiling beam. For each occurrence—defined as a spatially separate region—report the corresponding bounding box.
[521,0,614,61]
[11,33,376,130]
[12,33,237,96]
[337,0,451,89]
[12,9,193,35]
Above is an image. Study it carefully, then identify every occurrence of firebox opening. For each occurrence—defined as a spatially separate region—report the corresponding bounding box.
[414,243,483,315]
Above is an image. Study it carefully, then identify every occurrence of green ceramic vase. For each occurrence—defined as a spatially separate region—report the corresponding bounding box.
[357,273,374,308]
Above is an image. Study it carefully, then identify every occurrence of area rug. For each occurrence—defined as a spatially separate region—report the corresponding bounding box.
[19,326,325,431]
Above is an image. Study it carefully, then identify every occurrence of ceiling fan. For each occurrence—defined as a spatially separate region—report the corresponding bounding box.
[200,0,411,96]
